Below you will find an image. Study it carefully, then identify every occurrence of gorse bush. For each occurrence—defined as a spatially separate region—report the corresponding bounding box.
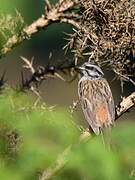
[64,125,135,180]
[0,88,79,179]
[0,0,135,179]
[0,11,25,52]
[0,88,134,180]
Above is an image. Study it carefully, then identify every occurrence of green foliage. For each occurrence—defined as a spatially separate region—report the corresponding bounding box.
[57,125,135,180]
[0,88,135,180]
[0,88,79,179]
[0,11,25,50]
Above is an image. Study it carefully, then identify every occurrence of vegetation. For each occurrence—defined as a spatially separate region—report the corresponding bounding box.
[0,88,135,180]
[0,0,135,179]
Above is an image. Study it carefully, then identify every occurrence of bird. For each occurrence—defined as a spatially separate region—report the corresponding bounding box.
[77,62,115,135]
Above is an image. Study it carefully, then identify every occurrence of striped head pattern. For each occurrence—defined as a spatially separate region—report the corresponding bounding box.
[78,62,104,79]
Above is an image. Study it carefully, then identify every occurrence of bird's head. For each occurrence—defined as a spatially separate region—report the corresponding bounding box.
[77,62,104,79]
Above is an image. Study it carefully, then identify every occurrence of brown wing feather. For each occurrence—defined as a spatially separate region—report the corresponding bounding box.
[96,78,115,125]
[81,97,100,135]
[78,78,115,134]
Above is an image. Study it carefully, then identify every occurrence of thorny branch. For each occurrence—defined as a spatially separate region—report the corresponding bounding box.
[0,0,79,58]
[20,56,76,95]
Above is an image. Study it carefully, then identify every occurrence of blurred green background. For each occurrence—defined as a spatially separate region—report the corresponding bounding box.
[0,88,134,180]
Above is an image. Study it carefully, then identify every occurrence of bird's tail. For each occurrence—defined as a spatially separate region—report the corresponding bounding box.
[100,127,112,151]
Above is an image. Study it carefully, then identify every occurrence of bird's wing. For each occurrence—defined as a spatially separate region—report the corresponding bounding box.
[78,79,101,134]
[80,97,100,135]
[97,78,115,125]
[78,79,115,133]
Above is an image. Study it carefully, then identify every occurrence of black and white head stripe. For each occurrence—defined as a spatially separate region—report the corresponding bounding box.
[84,63,104,76]
[79,62,104,79]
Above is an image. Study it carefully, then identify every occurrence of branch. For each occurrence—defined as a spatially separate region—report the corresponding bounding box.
[39,146,71,180]
[20,56,73,93]
[21,56,35,74]
[0,0,79,58]
[39,91,135,180]
[39,130,90,180]
[116,92,135,118]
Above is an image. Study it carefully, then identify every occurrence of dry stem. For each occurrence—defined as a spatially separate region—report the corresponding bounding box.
[116,92,135,118]
[0,0,78,58]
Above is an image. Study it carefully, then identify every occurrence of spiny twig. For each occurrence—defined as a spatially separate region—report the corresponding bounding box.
[21,56,35,74]
[20,56,77,93]
[114,69,135,86]
[0,0,79,58]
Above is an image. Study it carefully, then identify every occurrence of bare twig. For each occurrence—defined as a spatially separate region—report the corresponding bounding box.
[20,56,76,93]
[21,56,35,74]
[116,92,135,118]
[114,69,135,86]
[39,146,71,180]
[60,18,81,29]
[45,0,52,11]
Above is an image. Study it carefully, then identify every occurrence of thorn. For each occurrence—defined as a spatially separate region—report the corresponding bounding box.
[49,52,53,59]
[54,72,66,81]
[21,56,35,74]
[30,86,41,98]
[45,0,52,12]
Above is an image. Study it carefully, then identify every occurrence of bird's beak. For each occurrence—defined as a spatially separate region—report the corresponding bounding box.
[75,66,85,71]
